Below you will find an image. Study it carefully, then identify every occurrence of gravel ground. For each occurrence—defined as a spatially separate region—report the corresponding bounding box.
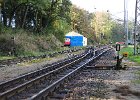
[62,49,140,100]
[1,49,140,100]
[64,63,140,100]
[0,50,84,83]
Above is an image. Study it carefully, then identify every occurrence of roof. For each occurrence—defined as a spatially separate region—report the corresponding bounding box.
[65,31,83,36]
[116,42,125,44]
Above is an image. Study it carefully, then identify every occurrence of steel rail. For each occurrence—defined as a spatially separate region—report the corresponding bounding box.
[0,46,101,93]
[31,47,112,100]
[0,51,89,100]
[0,52,85,93]
[0,46,109,100]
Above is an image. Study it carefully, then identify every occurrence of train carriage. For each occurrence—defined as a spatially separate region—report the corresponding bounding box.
[64,38,70,46]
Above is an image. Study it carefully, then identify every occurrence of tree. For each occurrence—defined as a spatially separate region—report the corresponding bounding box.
[91,11,113,43]
[111,21,125,43]
[1,0,72,33]
[70,5,97,44]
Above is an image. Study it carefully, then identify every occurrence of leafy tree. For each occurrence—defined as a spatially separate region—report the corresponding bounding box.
[91,11,113,43]
[0,0,131,45]
[1,0,72,33]
[70,5,97,44]
[111,21,125,43]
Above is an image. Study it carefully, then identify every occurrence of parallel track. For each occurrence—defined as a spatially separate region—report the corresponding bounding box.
[0,46,112,100]
[0,53,85,93]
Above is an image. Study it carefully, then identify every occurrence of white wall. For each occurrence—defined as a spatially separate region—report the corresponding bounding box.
[83,37,87,46]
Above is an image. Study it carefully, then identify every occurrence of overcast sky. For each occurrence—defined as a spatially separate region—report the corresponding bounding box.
[70,0,135,20]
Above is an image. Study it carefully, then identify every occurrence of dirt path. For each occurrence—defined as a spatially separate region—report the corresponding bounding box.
[107,66,140,100]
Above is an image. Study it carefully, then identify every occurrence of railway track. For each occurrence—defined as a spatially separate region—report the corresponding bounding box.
[47,47,117,100]
[0,46,112,100]
[0,52,85,92]
[87,48,116,69]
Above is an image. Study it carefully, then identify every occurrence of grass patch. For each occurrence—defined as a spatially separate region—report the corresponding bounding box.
[120,46,133,56]
[0,29,64,57]
[29,58,52,63]
[0,56,15,60]
[18,58,52,66]
[120,46,140,64]
[132,80,140,84]
[135,71,140,75]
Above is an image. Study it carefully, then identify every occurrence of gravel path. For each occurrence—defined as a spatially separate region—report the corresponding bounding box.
[64,64,140,100]
[62,50,140,100]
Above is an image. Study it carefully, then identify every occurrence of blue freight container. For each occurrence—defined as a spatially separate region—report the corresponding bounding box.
[65,31,87,47]
[66,36,83,47]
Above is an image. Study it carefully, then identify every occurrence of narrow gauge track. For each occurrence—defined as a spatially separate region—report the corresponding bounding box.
[60,48,117,100]
[0,52,86,93]
[0,46,111,100]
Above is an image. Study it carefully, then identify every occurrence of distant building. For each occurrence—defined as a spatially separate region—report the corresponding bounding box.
[65,31,87,47]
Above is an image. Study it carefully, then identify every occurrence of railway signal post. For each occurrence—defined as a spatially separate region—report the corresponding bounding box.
[115,44,122,69]
[115,44,128,70]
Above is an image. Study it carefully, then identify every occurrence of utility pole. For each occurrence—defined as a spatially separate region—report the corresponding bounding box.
[124,0,128,47]
[0,0,3,21]
[134,0,140,55]
[0,5,1,23]
[0,1,2,33]
[0,1,2,23]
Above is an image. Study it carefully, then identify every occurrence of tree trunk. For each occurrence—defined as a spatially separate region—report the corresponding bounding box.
[2,2,7,26]
[35,10,38,32]
[2,10,7,26]
[22,5,29,28]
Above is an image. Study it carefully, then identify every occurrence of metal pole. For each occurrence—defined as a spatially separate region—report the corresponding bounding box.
[0,3,2,33]
[124,0,126,45]
[0,3,1,23]
[124,0,128,47]
[134,0,137,55]
[126,10,128,46]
